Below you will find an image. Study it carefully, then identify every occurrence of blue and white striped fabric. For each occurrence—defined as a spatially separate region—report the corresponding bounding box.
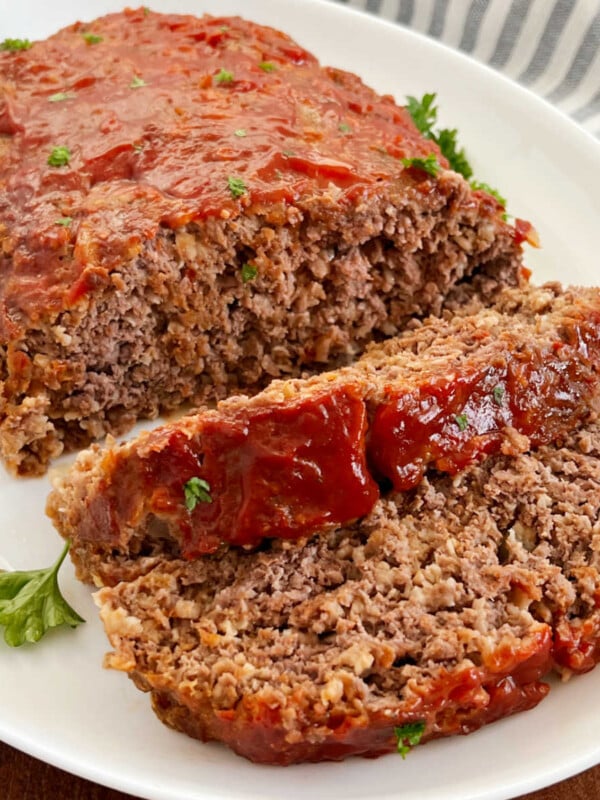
[331,0,600,138]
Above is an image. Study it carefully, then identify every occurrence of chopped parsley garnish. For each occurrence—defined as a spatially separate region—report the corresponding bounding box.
[234,128,247,137]
[55,216,73,227]
[132,143,144,153]
[0,540,85,647]
[227,175,247,199]
[493,385,505,405]
[184,477,213,511]
[129,75,146,89]
[143,6,150,15]
[215,68,234,84]
[48,91,76,103]
[394,721,426,759]
[82,33,103,45]
[470,180,507,208]
[259,61,277,72]
[338,122,352,134]
[401,154,441,177]
[282,150,295,158]
[47,146,71,167]
[241,263,258,283]
[1,38,32,51]
[454,413,469,432]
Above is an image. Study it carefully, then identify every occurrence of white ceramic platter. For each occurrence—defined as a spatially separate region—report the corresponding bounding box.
[1,1,600,799]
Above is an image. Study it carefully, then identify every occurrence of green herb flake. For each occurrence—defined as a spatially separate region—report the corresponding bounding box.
[184,477,213,511]
[227,175,247,199]
[132,143,144,153]
[215,68,234,84]
[492,385,505,405]
[241,263,258,283]
[470,180,507,209]
[82,33,103,45]
[48,91,76,103]
[259,61,277,72]
[129,75,146,89]
[282,150,295,158]
[401,154,441,178]
[394,721,426,759]
[55,216,73,227]
[454,413,469,432]
[219,25,229,33]
[47,146,71,167]
[338,122,352,134]
[0,540,85,647]
[234,128,247,137]
[143,6,150,15]
[1,38,32,52]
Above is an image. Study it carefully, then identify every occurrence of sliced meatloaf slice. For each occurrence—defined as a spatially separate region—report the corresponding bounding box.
[47,283,600,586]
[94,420,600,764]
[0,9,530,476]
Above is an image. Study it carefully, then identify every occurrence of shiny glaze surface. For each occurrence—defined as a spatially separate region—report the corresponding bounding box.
[82,385,378,556]
[368,318,600,491]
[0,8,449,331]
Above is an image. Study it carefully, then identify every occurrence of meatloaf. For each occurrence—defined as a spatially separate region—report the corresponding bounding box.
[47,283,600,586]
[95,419,600,764]
[0,8,530,476]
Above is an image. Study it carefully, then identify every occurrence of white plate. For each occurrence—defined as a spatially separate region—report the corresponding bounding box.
[1,1,600,799]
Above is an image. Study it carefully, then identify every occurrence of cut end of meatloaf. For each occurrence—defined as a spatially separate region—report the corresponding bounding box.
[94,421,600,764]
[47,283,600,585]
[0,9,528,475]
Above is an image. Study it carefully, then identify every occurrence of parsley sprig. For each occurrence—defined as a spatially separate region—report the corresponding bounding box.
[184,477,213,511]
[228,175,247,199]
[394,721,426,758]
[47,146,71,167]
[1,38,32,51]
[48,91,76,103]
[82,33,103,45]
[454,413,469,432]
[0,540,84,647]
[406,93,505,206]
[470,180,507,208]
[215,68,234,84]
[401,154,441,178]
[241,263,258,283]
[405,93,472,179]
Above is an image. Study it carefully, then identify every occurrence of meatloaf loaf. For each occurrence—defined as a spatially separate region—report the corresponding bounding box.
[95,419,600,764]
[0,9,530,476]
[47,283,600,586]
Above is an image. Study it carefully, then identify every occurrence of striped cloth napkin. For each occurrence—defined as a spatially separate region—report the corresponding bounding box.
[331,0,600,138]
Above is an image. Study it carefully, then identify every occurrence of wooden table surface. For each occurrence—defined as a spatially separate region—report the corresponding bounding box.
[1,739,598,800]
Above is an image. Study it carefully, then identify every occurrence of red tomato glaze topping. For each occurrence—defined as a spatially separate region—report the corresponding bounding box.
[368,318,600,491]
[0,8,449,328]
[84,384,379,557]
